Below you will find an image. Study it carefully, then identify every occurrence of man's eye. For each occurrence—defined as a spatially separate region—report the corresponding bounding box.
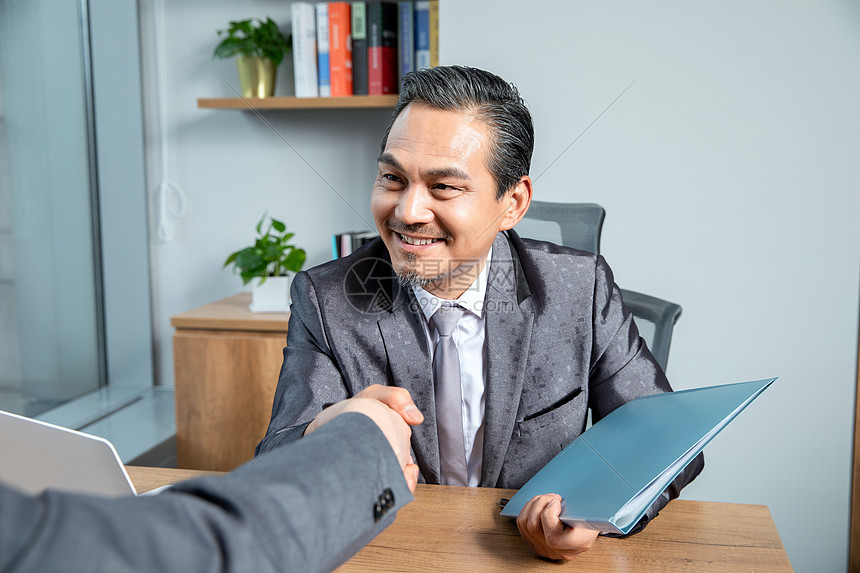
[383,174,401,182]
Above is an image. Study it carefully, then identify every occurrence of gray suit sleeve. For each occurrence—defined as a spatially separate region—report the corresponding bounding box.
[257,271,351,455]
[588,256,704,535]
[0,413,412,573]
[588,257,674,412]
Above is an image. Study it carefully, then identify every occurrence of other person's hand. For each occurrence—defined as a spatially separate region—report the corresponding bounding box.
[516,493,599,561]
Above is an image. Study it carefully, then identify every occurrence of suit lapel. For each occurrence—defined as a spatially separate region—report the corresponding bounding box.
[481,233,534,487]
[378,281,441,483]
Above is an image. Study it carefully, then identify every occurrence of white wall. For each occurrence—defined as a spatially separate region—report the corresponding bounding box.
[146,1,860,571]
[442,1,859,571]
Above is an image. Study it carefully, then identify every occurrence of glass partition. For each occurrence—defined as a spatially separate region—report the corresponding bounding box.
[0,0,104,416]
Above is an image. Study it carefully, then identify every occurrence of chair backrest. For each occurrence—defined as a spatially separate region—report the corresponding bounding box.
[514,201,605,254]
[618,289,681,371]
[516,200,681,369]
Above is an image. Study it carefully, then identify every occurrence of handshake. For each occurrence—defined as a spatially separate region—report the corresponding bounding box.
[305,385,424,492]
[304,384,599,561]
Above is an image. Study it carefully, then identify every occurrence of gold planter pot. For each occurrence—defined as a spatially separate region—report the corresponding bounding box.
[236,56,276,98]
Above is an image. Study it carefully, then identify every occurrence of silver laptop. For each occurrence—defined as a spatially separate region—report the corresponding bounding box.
[0,408,137,497]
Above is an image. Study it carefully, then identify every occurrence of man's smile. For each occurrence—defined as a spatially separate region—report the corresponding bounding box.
[397,233,444,246]
[386,220,452,252]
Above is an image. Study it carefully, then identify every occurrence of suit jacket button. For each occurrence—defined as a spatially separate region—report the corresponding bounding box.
[373,501,385,522]
[382,488,395,508]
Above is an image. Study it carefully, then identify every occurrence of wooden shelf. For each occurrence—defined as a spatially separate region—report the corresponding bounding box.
[197,95,399,110]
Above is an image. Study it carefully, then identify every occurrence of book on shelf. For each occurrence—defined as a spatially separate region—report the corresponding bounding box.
[500,378,776,535]
[351,2,369,95]
[333,231,378,258]
[285,1,435,99]
[291,2,319,97]
[414,1,430,70]
[329,2,354,96]
[315,3,331,97]
[397,1,415,79]
[368,1,399,95]
[428,0,439,67]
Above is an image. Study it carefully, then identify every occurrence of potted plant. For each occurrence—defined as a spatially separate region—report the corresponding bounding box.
[224,214,306,312]
[213,17,291,98]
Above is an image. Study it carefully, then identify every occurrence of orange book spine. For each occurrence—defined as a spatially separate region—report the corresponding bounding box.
[329,2,354,96]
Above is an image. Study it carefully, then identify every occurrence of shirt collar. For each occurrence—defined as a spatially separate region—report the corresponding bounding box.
[412,246,492,321]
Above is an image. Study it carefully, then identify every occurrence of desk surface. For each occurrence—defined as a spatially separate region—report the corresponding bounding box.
[127,467,792,572]
[170,293,289,332]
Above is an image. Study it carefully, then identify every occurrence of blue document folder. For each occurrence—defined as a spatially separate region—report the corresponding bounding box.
[499,378,776,534]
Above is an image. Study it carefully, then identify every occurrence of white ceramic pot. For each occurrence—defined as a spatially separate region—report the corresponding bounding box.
[249,275,291,313]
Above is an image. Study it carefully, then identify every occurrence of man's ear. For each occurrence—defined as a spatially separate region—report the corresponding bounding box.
[499,176,533,231]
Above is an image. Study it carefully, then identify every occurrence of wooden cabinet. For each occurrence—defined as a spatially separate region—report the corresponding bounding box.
[172,293,288,471]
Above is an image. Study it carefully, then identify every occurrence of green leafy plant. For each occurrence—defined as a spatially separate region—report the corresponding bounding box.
[224,214,306,285]
[213,17,291,67]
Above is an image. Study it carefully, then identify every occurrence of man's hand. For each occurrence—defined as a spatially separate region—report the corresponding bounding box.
[352,384,425,426]
[516,494,599,561]
[304,389,423,492]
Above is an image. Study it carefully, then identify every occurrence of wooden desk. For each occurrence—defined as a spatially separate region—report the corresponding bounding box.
[129,466,220,490]
[171,293,288,471]
[127,467,792,572]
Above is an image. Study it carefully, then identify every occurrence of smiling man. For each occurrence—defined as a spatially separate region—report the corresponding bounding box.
[257,66,702,560]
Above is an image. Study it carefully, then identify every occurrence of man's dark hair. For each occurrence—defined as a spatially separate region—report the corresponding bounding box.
[380,65,534,200]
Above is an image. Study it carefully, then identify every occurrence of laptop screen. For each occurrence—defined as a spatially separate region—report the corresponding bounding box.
[0,409,136,497]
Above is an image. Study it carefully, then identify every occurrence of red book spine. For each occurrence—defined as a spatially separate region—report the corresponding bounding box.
[367,1,398,95]
[368,46,397,94]
[329,2,354,96]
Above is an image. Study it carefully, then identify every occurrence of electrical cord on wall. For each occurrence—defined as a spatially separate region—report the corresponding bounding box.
[153,0,186,243]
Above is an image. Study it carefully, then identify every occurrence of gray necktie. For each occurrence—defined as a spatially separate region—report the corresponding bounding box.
[431,303,468,486]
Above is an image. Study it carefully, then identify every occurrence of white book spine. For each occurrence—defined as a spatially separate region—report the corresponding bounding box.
[291,3,319,97]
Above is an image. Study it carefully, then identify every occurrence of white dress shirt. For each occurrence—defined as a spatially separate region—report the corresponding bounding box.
[412,249,490,487]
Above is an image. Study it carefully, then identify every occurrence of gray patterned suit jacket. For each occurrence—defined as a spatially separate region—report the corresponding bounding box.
[258,230,703,531]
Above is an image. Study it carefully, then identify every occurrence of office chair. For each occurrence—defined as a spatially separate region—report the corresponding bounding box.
[516,200,681,369]
[618,289,681,371]
[514,201,605,254]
